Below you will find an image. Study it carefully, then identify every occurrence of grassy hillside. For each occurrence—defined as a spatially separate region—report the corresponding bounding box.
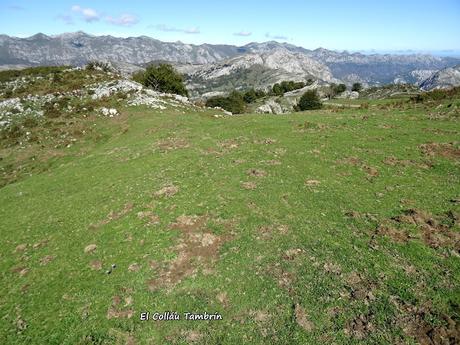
[0,70,459,344]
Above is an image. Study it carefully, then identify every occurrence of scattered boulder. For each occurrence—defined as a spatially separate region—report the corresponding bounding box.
[256,99,283,114]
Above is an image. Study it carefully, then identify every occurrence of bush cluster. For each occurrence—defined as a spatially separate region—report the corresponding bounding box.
[243,88,266,103]
[132,64,188,96]
[410,86,460,103]
[86,61,113,72]
[295,90,322,111]
[206,91,246,114]
[352,83,362,92]
[272,80,310,96]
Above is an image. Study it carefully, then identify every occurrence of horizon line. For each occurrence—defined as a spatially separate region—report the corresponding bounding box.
[3,31,460,57]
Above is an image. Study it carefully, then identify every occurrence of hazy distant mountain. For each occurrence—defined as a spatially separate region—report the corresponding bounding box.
[419,64,460,91]
[0,31,241,66]
[1,32,459,91]
[303,48,460,85]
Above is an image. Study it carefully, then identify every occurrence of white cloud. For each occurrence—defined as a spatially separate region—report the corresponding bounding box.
[152,24,201,34]
[184,27,200,34]
[106,14,139,26]
[71,5,100,22]
[265,32,288,40]
[233,31,252,37]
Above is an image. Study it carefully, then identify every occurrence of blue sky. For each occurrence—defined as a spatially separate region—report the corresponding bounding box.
[1,0,459,53]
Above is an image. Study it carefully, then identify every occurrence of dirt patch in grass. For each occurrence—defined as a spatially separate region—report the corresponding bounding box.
[241,181,257,190]
[216,292,230,308]
[420,142,460,160]
[337,157,380,179]
[294,304,315,332]
[262,159,282,166]
[374,209,460,251]
[383,156,433,169]
[246,168,267,177]
[156,137,189,151]
[39,255,55,266]
[137,211,160,225]
[11,266,29,276]
[268,265,296,296]
[14,244,27,253]
[89,260,102,270]
[390,296,460,344]
[218,138,241,150]
[84,244,97,254]
[107,290,134,319]
[375,223,411,243]
[89,202,134,229]
[128,263,140,272]
[254,138,277,145]
[344,272,377,304]
[305,179,321,187]
[345,313,375,340]
[33,239,49,249]
[362,165,379,178]
[154,185,179,198]
[337,156,362,166]
[147,215,227,291]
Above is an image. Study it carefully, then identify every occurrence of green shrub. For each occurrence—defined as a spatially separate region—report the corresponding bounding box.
[243,88,266,103]
[272,80,306,96]
[132,71,145,84]
[243,89,258,103]
[334,84,347,93]
[296,90,322,111]
[136,64,188,96]
[86,61,112,72]
[206,91,246,114]
[352,83,362,92]
[410,86,460,103]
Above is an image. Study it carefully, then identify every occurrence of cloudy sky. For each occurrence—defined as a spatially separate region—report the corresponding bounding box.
[1,0,459,54]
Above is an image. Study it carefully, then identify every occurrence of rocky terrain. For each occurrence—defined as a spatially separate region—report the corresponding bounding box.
[2,32,460,94]
[0,66,200,154]
[419,64,460,91]
[181,48,338,97]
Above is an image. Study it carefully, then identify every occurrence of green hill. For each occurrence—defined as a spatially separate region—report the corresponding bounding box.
[1,67,459,344]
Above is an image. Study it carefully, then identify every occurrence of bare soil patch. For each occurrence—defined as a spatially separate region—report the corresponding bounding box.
[241,181,257,190]
[154,185,179,198]
[390,296,460,344]
[420,142,460,160]
[147,215,227,291]
[246,168,267,177]
[294,304,315,332]
[89,202,134,229]
[156,137,189,151]
[137,211,160,225]
[374,209,459,251]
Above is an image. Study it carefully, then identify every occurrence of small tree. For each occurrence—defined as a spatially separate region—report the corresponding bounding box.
[206,91,246,114]
[272,83,283,96]
[243,88,258,103]
[352,82,362,92]
[334,83,347,93]
[296,90,322,111]
[138,64,188,96]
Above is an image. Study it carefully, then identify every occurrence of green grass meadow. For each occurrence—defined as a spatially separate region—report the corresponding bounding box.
[1,97,459,344]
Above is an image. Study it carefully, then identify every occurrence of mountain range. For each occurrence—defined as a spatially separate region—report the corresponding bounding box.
[1,32,460,95]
